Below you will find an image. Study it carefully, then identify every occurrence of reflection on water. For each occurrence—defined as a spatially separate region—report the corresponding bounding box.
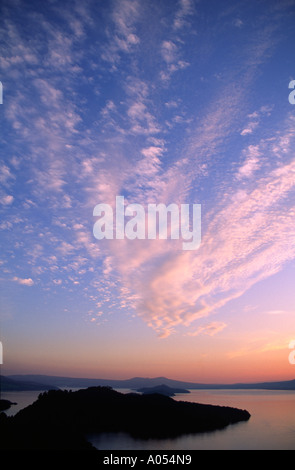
[1,387,82,416]
[2,388,295,450]
[88,389,295,450]
[1,390,41,416]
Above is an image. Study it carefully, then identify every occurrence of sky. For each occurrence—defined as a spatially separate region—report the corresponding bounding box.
[0,0,295,383]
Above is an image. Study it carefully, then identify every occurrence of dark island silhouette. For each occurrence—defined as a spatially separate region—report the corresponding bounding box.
[137,384,190,396]
[0,386,250,450]
[0,399,16,412]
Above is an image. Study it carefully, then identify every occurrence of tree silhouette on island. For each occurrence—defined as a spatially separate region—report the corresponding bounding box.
[0,386,250,451]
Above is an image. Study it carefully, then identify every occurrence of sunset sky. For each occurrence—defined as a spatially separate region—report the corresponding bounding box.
[1,0,295,383]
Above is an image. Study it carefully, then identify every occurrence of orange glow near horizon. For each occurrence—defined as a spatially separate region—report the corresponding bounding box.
[1,0,295,390]
[3,328,295,384]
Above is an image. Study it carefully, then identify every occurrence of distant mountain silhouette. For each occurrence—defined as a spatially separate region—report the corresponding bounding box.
[137,384,190,396]
[1,375,59,391]
[0,386,250,450]
[7,374,295,390]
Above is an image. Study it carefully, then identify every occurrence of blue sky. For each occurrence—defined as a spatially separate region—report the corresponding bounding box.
[1,0,295,381]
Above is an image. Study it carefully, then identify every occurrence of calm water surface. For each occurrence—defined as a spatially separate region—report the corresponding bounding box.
[2,388,295,450]
[89,389,295,450]
[1,390,41,415]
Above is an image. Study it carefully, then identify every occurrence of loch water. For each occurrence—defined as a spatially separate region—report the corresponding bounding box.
[88,389,295,450]
[2,388,295,450]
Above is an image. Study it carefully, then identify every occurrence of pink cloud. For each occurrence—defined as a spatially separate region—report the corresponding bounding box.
[188,322,227,337]
[12,276,34,286]
[95,121,295,338]
[0,195,14,205]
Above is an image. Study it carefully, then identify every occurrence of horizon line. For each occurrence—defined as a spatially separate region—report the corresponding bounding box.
[4,372,295,386]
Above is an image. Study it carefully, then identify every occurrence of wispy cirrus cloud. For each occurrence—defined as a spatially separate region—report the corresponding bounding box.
[96,111,295,338]
[1,0,294,343]
[173,0,194,30]
[82,6,295,336]
[188,322,227,337]
[240,106,273,136]
[236,145,262,180]
[159,38,190,82]
[101,0,140,68]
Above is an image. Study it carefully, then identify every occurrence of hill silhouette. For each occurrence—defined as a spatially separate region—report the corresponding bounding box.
[0,386,250,450]
[7,374,295,390]
[1,375,59,391]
